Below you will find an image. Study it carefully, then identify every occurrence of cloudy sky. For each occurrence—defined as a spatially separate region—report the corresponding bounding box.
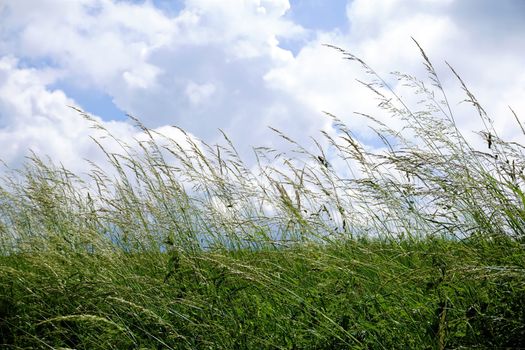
[0,0,524,173]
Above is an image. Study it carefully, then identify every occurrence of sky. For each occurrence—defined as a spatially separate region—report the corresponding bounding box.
[0,0,524,174]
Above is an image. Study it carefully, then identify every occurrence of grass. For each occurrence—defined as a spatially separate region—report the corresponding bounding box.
[1,41,525,348]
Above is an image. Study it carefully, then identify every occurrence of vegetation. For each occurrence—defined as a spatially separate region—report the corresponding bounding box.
[1,42,524,349]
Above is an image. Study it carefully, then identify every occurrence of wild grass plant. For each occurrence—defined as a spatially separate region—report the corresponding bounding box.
[1,41,525,348]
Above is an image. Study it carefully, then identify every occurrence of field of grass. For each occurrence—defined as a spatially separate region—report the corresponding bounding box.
[1,43,525,349]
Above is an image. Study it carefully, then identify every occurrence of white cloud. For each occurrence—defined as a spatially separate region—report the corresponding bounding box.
[0,0,313,155]
[1,0,171,89]
[123,65,161,89]
[185,81,216,106]
[180,0,301,55]
[0,0,524,176]
[0,55,195,177]
[266,0,525,149]
[0,56,93,170]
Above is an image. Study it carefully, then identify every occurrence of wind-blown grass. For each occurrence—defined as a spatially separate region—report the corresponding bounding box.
[1,42,524,349]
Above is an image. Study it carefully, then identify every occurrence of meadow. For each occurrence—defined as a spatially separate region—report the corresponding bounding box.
[1,43,524,349]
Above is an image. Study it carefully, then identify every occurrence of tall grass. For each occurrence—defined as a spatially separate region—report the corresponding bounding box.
[1,42,524,348]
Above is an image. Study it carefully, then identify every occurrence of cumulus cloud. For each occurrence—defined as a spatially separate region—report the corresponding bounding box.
[0,0,170,89]
[0,0,318,158]
[267,0,525,147]
[0,55,194,177]
[0,0,523,174]
[185,81,216,106]
[0,57,97,170]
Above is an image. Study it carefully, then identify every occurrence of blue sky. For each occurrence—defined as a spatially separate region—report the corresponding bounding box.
[287,0,348,31]
[0,0,524,172]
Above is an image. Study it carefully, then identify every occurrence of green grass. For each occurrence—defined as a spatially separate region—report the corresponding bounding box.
[1,42,525,348]
[2,238,524,348]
